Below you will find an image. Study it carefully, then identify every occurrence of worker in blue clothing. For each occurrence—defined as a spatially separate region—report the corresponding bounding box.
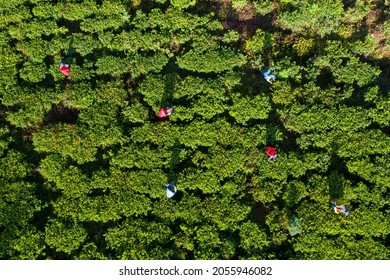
[330,199,350,216]
[165,181,177,198]
[262,68,276,84]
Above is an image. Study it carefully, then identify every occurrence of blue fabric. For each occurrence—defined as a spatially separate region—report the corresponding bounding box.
[60,62,69,68]
[330,202,349,216]
[166,107,173,116]
[261,68,276,83]
[261,68,273,76]
[165,181,177,198]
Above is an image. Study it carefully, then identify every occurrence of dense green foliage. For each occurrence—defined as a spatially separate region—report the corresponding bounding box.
[0,0,389,260]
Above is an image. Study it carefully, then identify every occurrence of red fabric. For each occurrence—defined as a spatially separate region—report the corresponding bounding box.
[60,65,70,76]
[158,108,168,118]
[266,147,276,156]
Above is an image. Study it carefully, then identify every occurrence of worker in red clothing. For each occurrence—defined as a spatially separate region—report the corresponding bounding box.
[158,106,173,119]
[266,146,278,161]
[60,62,70,77]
